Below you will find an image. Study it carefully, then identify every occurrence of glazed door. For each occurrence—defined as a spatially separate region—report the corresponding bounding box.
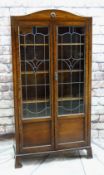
[16,21,89,152]
[18,23,54,153]
[54,23,88,150]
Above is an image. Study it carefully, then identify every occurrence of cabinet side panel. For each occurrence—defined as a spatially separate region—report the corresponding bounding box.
[11,17,21,154]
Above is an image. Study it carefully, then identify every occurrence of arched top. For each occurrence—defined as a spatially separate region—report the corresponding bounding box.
[11,9,92,24]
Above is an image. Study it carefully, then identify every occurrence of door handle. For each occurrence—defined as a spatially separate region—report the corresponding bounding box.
[55,72,58,81]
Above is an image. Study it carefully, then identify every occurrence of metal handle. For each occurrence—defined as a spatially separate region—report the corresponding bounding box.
[55,72,58,81]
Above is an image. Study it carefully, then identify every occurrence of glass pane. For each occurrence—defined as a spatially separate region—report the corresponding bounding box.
[57,26,85,116]
[18,26,50,118]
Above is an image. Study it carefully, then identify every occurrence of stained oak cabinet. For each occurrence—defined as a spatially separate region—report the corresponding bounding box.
[11,9,92,168]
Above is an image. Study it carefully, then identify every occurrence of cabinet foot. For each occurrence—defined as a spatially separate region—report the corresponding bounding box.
[86,147,93,158]
[15,157,22,168]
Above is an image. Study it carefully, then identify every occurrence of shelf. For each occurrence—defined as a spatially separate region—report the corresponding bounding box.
[22,83,83,87]
[58,43,84,46]
[22,97,83,104]
[58,97,83,101]
[58,70,83,73]
[23,99,49,103]
[22,83,84,87]
[21,69,83,75]
[59,82,84,85]
[22,84,49,87]
[20,43,84,46]
[21,71,49,75]
[20,44,48,46]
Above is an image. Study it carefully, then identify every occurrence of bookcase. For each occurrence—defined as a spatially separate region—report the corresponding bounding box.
[11,9,92,168]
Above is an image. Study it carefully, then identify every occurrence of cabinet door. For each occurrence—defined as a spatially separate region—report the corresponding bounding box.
[17,23,54,153]
[54,23,89,150]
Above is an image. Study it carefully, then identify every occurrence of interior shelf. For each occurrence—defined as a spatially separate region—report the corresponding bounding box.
[20,43,84,47]
[58,97,83,101]
[58,43,84,46]
[21,71,49,75]
[22,84,49,87]
[58,70,83,73]
[20,44,48,46]
[22,97,83,104]
[23,99,49,103]
[21,69,83,75]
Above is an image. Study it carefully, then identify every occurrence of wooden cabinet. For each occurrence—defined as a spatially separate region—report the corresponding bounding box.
[11,9,92,168]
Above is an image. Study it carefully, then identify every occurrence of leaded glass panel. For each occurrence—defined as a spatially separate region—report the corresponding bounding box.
[57,26,85,116]
[18,26,50,118]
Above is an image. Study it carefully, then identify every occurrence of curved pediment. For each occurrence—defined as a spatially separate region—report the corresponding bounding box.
[11,9,90,24]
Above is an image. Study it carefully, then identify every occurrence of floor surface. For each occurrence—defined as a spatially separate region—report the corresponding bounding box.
[0,138,104,175]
